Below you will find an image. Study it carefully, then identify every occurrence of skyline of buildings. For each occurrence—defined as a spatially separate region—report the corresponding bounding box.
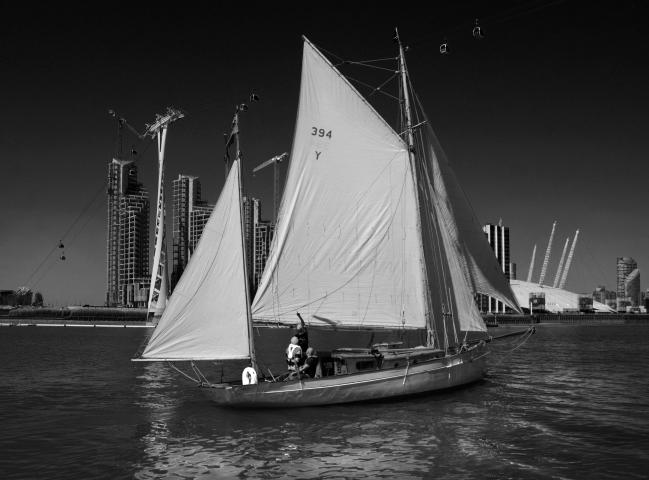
[98,162,643,313]
[168,179,275,298]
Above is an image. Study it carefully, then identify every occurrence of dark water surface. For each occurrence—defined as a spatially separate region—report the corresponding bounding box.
[1,325,648,479]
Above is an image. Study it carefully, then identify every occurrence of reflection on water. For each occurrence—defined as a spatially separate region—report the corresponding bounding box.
[2,325,649,479]
[130,326,649,480]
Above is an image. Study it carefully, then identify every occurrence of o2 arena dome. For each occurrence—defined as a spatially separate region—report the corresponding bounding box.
[510,280,614,313]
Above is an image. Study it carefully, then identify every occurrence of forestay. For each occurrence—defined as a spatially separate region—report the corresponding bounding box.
[252,38,427,329]
[141,159,251,360]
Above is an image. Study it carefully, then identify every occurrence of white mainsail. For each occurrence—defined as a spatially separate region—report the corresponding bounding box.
[141,159,251,360]
[252,38,427,329]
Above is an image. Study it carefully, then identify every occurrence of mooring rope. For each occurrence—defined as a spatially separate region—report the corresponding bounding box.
[489,327,536,365]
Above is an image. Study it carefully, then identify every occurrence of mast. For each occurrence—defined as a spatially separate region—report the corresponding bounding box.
[228,104,258,372]
[396,29,416,154]
[395,28,439,347]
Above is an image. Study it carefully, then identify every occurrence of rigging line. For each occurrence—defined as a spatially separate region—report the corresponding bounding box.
[341,61,397,72]
[338,57,398,65]
[417,126,455,341]
[412,91,516,310]
[367,72,399,99]
[317,44,346,64]
[345,76,400,101]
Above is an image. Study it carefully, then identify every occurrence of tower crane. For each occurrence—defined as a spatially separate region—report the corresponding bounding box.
[108,109,145,160]
[252,152,288,223]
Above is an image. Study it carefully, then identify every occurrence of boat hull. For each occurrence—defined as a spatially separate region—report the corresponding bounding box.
[201,342,487,408]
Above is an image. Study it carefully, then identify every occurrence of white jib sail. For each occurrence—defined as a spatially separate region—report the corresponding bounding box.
[252,38,427,329]
[141,159,251,360]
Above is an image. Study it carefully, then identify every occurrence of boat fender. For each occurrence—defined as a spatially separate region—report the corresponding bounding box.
[242,367,258,385]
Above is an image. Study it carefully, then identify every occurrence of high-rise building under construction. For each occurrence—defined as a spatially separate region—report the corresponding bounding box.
[171,175,214,291]
[106,159,150,307]
[617,257,640,309]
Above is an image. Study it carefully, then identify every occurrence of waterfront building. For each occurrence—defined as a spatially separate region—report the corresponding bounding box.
[624,268,640,307]
[616,257,637,299]
[189,204,213,252]
[616,257,639,310]
[510,280,615,313]
[592,285,617,307]
[242,196,259,291]
[106,159,150,307]
[479,223,511,313]
[0,290,17,306]
[241,196,275,294]
[253,221,275,295]
[171,175,214,291]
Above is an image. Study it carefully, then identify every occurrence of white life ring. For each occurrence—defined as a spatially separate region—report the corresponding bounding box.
[242,367,258,385]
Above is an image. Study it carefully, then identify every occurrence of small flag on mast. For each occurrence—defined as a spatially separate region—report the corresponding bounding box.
[224,113,239,164]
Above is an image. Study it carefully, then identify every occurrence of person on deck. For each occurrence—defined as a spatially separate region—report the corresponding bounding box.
[288,347,319,380]
[298,347,319,378]
[286,336,303,372]
[295,312,309,356]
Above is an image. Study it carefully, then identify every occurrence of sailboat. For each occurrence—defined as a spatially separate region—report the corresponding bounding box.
[133,33,523,407]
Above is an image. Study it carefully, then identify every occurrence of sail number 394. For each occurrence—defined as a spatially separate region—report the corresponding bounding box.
[311,127,332,139]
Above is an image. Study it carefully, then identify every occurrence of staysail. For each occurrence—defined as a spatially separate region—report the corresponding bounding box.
[141,159,251,360]
[419,119,520,312]
[251,38,427,329]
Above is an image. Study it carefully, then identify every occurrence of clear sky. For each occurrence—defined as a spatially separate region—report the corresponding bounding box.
[1,1,647,306]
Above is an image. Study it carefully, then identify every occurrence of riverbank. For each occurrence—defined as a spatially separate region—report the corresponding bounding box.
[2,306,648,328]
[488,313,649,325]
[0,306,150,327]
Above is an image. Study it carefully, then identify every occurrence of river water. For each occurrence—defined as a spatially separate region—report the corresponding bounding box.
[1,324,647,479]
